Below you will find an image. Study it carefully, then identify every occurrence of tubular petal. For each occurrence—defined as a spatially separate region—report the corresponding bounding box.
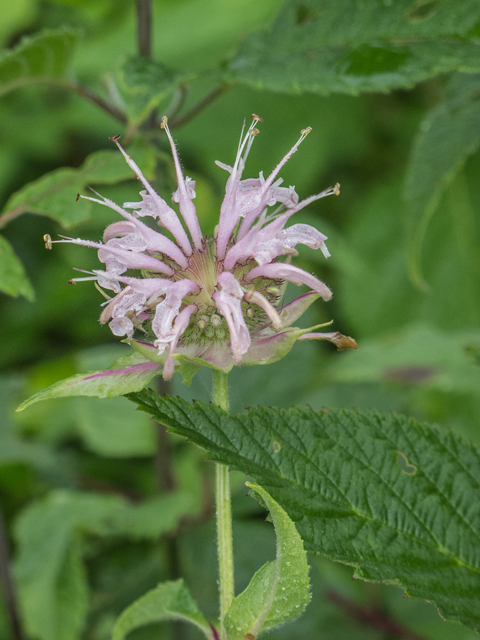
[245,263,332,301]
[109,139,193,255]
[161,119,203,250]
[163,304,196,380]
[213,272,250,364]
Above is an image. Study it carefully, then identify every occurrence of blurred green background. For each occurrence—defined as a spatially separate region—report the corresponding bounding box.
[1,0,479,639]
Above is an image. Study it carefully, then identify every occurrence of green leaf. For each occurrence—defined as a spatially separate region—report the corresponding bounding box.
[118,57,194,128]
[17,350,162,411]
[225,483,310,639]
[72,396,156,457]
[1,141,155,228]
[111,579,211,640]
[405,72,480,289]
[0,28,79,97]
[227,0,480,95]
[127,391,480,633]
[330,323,480,395]
[14,490,194,640]
[0,233,34,300]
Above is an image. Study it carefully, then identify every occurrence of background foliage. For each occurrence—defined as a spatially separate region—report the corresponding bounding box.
[1,1,480,639]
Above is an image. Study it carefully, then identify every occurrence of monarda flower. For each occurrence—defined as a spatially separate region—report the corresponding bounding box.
[48,115,357,382]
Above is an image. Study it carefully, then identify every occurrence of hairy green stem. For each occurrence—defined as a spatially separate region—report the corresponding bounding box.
[212,370,234,636]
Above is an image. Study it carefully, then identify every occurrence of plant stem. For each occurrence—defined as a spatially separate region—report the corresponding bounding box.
[169,83,233,129]
[135,0,152,59]
[0,506,25,640]
[212,370,234,635]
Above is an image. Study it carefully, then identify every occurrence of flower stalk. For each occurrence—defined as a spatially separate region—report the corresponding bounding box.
[212,370,234,637]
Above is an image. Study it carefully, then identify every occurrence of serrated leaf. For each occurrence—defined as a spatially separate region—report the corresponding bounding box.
[17,350,162,411]
[225,483,310,639]
[127,391,480,633]
[405,72,480,289]
[0,28,79,96]
[227,0,480,95]
[118,57,194,128]
[1,141,155,228]
[0,233,34,300]
[111,579,211,640]
[14,490,194,640]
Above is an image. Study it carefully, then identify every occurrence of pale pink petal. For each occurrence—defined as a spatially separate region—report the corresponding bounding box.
[100,287,133,324]
[109,316,134,338]
[123,190,192,256]
[152,279,199,354]
[80,193,189,268]
[213,272,250,364]
[163,304,196,380]
[277,224,330,259]
[103,221,137,241]
[109,138,193,255]
[161,118,203,250]
[238,129,311,239]
[56,236,173,275]
[172,176,196,203]
[245,262,332,301]
[216,117,262,259]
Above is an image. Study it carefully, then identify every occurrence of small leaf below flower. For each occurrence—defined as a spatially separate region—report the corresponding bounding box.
[111,579,211,640]
[224,483,310,639]
[17,350,161,411]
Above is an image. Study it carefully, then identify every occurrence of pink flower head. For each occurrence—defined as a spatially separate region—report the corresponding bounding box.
[49,116,356,381]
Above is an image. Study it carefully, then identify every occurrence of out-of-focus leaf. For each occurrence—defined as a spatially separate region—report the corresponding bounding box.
[329,324,480,394]
[334,176,480,338]
[225,483,310,639]
[0,0,35,48]
[16,350,162,412]
[118,57,194,128]
[111,580,211,640]
[0,28,79,97]
[0,233,34,301]
[405,72,480,288]
[1,141,155,228]
[128,391,480,634]
[72,396,156,457]
[0,375,60,475]
[227,0,480,95]
[15,490,194,640]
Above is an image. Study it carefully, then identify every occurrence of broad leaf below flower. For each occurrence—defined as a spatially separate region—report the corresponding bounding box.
[127,391,480,634]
